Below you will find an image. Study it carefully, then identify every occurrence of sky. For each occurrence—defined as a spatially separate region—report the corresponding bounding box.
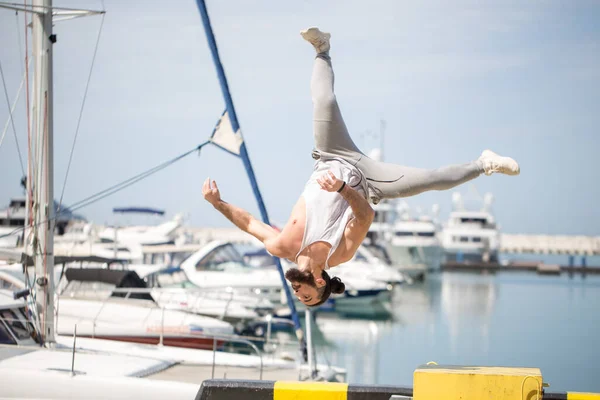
[0,0,599,236]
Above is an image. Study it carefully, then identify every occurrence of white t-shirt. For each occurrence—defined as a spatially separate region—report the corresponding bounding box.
[295,156,368,269]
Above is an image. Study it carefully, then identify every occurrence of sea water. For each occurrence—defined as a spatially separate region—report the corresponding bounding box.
[314,266,600,393]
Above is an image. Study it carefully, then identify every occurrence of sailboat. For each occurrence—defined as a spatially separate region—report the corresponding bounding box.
[0,1,202,397]
[0,0,343,388]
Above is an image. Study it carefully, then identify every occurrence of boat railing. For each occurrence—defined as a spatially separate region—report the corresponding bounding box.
[59,285,273,323]
[3,307,326,382]
[59,285,300,348]
[0,320,268,380]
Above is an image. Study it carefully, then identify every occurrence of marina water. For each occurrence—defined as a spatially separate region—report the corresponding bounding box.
[314,258,600,392]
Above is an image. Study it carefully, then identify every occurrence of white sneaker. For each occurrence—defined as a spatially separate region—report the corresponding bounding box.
[478,149,520,176]
[300,27,331,54]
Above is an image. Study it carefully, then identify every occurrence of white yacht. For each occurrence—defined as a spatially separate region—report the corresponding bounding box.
[440,192,500,263]
[0,197,85,248]
[53,209,186,263]
[368,200,444,272]
[0,198,26,248]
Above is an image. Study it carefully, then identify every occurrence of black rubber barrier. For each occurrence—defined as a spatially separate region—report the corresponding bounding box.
[347,384,413,399]
[543,393,568,400]
[195,380,273,400]
[195,380,596,400]
[195,379,414,400]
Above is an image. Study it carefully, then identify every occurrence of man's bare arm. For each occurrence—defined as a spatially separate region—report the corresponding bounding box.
[212,200,278,242]
[203,178,278,243]
[338,184,375,225]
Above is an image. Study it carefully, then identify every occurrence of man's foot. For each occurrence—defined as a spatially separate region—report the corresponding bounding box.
[478,149,520,176]
[300,27,331,54]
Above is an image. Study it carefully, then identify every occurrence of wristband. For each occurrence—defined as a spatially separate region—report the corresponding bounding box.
[337,181,346,193]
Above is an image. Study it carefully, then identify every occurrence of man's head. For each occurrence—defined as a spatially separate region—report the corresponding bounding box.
[285,268,346,307]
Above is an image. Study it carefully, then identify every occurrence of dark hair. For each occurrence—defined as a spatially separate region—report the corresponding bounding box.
[310,270,345,308]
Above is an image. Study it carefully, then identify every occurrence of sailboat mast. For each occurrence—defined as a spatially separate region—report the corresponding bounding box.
[32,0,55,345]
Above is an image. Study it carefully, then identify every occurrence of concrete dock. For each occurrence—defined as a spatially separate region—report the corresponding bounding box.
[441,260,600,275]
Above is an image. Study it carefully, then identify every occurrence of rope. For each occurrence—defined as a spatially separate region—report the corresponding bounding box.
[66,142,208,213]
[0,142,210,240]
[14,9,24,76]
[24,0,33,233]
[0,67,26,150]
[0,58,26,177]
[58,11,106,211]
[0,1,103,12]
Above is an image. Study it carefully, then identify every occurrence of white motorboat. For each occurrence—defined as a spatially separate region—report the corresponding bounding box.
[141,266,279,323]
[327,245,405,287]
[440,192,500,263]
[386,216,444,272]
[1,268,235,350]
[177,240,393,317]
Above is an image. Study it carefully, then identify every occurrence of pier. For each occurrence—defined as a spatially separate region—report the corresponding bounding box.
[439,233,600,274]
[441,260,600,275]
[500,234,600,256]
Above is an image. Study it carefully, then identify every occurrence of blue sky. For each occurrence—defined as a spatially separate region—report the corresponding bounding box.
[0,0,599,235]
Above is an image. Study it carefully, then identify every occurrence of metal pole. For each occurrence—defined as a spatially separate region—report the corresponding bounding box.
[265,314,272,346]
[71,324,77,375]
[159,306,165,346]
[32,0,55,346]
[306,308,317,378]
[211,336,217,379]
[193,0,306,359]
[113,225,118,260]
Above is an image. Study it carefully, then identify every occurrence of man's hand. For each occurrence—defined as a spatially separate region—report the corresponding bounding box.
[202,177,222,206]
[317,170,344,192]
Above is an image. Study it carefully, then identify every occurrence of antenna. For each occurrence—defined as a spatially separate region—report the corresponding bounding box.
[452,191,464,211]
[482,192,494,212]
[379,118,386,162]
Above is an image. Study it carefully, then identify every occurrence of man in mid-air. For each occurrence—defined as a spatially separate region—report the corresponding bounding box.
[202,27,520,307]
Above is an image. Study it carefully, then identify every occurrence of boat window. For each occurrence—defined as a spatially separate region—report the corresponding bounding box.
[156,270,195,288]
[196,244,248,271]
[460,217,487,224]
[0,278,18,290]
[472,237,482,243]
[373,211,387,222]
[460,237,469,242]
[395,231,435,237]
[0,320,17,344]
[15,308,41,344]
[0,309,32,340]
[10,199,26,208]
[354,251,368,262]
[60,281,115,299]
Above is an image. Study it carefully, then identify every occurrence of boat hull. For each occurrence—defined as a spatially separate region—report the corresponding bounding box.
[78,334,226,350]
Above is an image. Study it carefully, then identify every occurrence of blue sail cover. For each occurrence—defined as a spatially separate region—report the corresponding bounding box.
[112,207,165,215]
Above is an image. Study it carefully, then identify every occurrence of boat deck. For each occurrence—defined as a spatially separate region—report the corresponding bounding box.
[147,364,309,384]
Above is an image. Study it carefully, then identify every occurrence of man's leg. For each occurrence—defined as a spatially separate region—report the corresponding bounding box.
[359,150,520,201]
[302,28,363,161]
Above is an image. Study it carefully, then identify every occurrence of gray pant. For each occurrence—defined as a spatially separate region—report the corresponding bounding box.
[311,53,483,203]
